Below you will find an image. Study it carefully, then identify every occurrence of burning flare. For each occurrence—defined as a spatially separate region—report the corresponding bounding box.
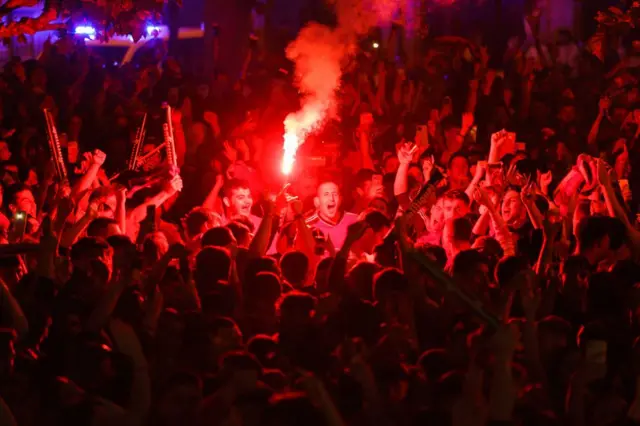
[280,0,412,175]
[281,133,299,175]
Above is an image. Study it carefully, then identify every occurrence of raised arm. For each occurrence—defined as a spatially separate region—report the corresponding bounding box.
[59,203,98,249]
[474,187,516,257]
[358,113,375,170]
[202,175,224,211]
[70,150,106,202]
[127,175,183,226]
[520,183,544,230]
[465,161,487,201]
[393,143,416,198]
[327,221,369,297]
[248,199,276,258]
[597,159,640,250]
[588,97,610,145]
[115,187,127,236]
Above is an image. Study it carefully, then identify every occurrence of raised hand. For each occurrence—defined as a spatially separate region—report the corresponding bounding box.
[91,149,106,166]
[598,96,611,114]
[520,180,536,203]
[473,186,495,209]
[359,111,374,131]
[490,130,508,148]
[115,186,127,201]
[422,155,435,181]
[86,202,99,220]
[171,108,182,123]
[164,175,183,194]
[235,138,250,159]
[222,140,238,163]
[214,174,224,189]
[473,161,487,181]
[596,159,612,188]
[541,127,556,139]
[537,170,552,192]
[461,112,475,132]
[291,198,304,216]
[397,142,417,165]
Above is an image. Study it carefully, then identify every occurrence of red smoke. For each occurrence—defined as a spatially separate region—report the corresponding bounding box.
[281,0,411,175]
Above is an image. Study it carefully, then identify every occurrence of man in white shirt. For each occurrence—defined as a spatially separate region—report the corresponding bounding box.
[306,180,358,250]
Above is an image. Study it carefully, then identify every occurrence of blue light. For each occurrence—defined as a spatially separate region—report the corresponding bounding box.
[146,26,161,36]
[75,25,96,36]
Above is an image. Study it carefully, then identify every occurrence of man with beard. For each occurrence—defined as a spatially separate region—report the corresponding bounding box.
[222,179,261,231]
[306,180,358,250]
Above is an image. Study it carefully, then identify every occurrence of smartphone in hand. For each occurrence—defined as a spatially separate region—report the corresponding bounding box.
[9,211,27,242]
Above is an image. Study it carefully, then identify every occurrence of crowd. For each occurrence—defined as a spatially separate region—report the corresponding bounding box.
[1,4,640,426]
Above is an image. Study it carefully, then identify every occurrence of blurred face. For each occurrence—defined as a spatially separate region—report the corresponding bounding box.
[12,189,36,218]
[428,200,445,233]
[589,188,608,216]
[98,195,117,219]
[31,68,46,89]
[611,107,628,126]
[212,325,243,359]
[197,84,209,99]
[504,88,513,105]
[443,197,468,221]
[13,63,25,81]
[442,220,456,256]
[444,126,461,147]
[448,156,469,182]
[471,262,490,293]
[191,123,207,147]
[501,190,524,225]
[558,105,576,123]
[363,175,384,200]
[226,187,253,217]
[298,174,318,199]
[315,182,341,222]
[556,142,569,161]
[369,198,389,217]
[0,142,11,161]
[25,169,38,187]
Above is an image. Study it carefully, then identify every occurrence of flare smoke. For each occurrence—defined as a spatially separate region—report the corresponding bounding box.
[281,0,411,175]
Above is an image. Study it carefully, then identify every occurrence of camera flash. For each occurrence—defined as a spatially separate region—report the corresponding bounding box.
[372,42,379,49]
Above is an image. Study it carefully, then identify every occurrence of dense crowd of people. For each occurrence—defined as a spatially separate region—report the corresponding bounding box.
[1,4,640,426]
